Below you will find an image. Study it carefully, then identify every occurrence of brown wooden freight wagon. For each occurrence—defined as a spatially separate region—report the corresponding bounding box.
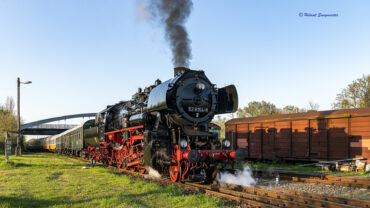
[225,108,370,162]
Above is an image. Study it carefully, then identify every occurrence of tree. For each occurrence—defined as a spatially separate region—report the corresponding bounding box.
[332,74,370,109]
[0,97,17,131]
[236,101,317,118]
[5,96,15,114]
[0,97,18,150]
[237,101,279,118]
[281,105,302,114]
[308,101,320,112]
[212,116,227,138]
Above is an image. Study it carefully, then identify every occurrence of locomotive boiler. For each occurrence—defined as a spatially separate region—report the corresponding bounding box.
[87,67,244,182]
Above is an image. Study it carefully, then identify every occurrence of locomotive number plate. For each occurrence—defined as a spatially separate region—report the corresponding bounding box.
[188,106,208,113]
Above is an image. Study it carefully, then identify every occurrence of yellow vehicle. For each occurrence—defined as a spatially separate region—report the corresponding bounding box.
[43,136,56,151]
[43,137,49,150]
[49,135,56,150]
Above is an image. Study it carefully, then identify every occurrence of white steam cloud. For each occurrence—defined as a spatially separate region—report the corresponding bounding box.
[145,166,162,179]
[218,165,256,187]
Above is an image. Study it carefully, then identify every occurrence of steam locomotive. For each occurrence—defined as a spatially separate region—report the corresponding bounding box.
[37,67,244,183]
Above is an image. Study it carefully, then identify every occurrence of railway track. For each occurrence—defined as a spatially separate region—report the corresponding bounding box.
[255,171,370,189]
[62,154,370,207]
[187,182,369,208]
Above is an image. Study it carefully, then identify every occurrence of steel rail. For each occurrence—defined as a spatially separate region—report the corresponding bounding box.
[253,185,370,208]
[253,170,370,189]
[275,172,370,189]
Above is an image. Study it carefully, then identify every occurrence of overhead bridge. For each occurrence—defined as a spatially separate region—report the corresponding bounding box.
[21,113,96,135]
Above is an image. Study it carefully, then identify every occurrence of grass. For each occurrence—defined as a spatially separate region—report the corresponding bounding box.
[0,153,228,208]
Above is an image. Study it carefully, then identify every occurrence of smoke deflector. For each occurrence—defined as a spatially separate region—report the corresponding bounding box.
[216,85,238,114]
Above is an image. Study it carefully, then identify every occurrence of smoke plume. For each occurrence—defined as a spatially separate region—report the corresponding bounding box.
[136,0,148,23]
[218,165,256,187]
[144,0,193,67]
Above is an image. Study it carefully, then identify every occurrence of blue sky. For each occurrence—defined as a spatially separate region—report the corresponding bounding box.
[0,0,369,123]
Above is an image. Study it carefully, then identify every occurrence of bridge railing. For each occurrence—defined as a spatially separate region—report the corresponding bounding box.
[27,124,77,129]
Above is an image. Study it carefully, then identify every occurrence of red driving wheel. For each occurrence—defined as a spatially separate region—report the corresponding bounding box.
[169,165,179,182]
[116,150,123,169]
[139,166,146,174]
[122,147,128,170]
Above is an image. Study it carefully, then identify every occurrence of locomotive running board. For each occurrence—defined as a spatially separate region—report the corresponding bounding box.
[104,125,144,135]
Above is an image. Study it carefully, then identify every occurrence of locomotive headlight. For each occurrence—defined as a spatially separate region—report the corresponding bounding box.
[196,82,206,91]
[223,139,231,148]
[180,139,188,149]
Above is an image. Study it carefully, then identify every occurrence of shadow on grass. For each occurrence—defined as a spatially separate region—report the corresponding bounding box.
[0,161,32,168]
[118,191,169,208]
[0,191,164,208]
[22,154,52,159]
[46,171,63,181]
[71,190,169,208]
[0,162,90,171]
[0,196,66,208]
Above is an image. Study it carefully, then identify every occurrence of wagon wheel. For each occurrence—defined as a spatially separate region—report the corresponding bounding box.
[89,151,96,167]
[205,167,218,184]
[102,158,109,167]
[90,157,96,167]
[116,150,123,169]
[139,165,146,174]
[169,165,181,182]
[122,160,128,170]
[122,146,128,170]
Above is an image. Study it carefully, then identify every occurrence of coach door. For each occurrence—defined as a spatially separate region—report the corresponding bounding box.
[249,124,263,159]
[309,119,328,160]
[262,122,275,160]
[274,121,291,158]
[226,124,237,150]
[327,118,349,160]
[292,120,309,158]
[236,124,249,155]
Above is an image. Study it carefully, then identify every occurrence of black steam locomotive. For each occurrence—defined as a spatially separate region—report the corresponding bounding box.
[87,67,243,182]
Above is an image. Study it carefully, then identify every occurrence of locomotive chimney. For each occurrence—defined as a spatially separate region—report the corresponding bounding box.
[174,67,189,77]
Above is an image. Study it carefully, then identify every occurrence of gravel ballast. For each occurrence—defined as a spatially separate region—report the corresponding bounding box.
[256,178,370,201]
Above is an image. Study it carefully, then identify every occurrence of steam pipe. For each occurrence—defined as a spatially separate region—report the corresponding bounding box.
[154,112,160,130]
